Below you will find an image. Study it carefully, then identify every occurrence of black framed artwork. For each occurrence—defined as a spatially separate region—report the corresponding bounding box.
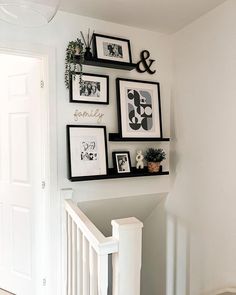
[67,125,108,180]
[70,72,109,104]
[93,33,132,64]
[116,78,163,139]
[112,151,132,174]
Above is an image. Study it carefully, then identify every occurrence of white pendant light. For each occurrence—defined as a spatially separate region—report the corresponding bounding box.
[0,0,60,26]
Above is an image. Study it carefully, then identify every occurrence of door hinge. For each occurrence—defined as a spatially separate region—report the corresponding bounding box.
[40,80,45,88]
[42,181,46,189]
[42,278,47,286]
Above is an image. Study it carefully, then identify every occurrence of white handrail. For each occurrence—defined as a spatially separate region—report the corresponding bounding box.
[65,199,118,255]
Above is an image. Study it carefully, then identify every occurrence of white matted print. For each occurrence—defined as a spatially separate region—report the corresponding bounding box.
[112,151,131,174]
[93,34,132,63]
[117,78,163,138]
[67,125,108,179]
[70,72,109,104]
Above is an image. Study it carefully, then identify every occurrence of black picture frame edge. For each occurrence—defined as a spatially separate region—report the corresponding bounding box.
[112,151,132,174]
[67,124,109,181]
[93,33,132,64]
[116,77,163,139]
[69,72,109,105]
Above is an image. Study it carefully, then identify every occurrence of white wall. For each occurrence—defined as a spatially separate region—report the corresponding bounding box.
[142,198,167,295]
[169,0,236,294]
[0,11,172,295]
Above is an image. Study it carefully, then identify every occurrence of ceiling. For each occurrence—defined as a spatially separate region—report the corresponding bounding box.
[59,0,226,33]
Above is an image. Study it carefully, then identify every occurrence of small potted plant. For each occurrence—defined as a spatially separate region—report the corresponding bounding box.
[144,148,166,173]
[65,38,84,89]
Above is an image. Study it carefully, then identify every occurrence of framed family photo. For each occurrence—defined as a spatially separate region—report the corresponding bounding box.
[93,33,132,63]
[112,151,131,174]
[70,72,109,104]
[116,78,163,139]
[67,125,108,180]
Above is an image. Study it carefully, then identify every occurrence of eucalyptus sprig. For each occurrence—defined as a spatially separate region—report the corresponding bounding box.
[65,38,84,89]
[144,148,166,163]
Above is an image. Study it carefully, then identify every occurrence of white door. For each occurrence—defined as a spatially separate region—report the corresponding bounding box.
[0,53,44,295]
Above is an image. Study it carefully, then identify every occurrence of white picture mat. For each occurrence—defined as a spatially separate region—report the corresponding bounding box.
[69,127,107,177]
[115,153,131,173]
[119,80,161,138]
[96,36,130,62]
[72,74,107,103]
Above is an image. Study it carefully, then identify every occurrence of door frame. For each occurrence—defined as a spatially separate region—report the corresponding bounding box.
[0,42,58,295]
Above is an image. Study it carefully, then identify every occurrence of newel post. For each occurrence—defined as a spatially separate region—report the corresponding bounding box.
[112,217,143,295]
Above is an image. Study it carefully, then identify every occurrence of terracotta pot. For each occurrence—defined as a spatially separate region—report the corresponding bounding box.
[147,162,161,173]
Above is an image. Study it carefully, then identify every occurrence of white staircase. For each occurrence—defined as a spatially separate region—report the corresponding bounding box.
[65,199,143,295]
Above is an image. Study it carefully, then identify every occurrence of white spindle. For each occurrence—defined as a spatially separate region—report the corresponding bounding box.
[77,229,83,295]
[97,254,108,295]
[89,245,98,295]
[67,213,72,295]
[72,221,77,295]
[83,236,90,295]
[112,217,143,295]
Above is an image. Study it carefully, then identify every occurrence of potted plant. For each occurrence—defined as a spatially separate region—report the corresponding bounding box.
[65,38,84,89]
[144,148,166,173]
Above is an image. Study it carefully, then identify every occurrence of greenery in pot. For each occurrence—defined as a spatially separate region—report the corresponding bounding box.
[144,148,166,163]
[65,38,84,89]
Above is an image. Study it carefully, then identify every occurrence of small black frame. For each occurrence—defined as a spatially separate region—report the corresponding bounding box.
[116,78,163,139]
[69,72,109,105]
[67,125,109,181]
[112,151,132,174]
[93,33,132,64]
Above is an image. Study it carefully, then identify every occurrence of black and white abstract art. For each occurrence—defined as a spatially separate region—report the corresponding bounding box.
[127,88,153,132]
[117,78,162,138]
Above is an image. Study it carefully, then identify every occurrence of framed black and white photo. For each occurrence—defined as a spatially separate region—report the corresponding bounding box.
[67,125,108,180]
[112,151,131,174]
[70,72,109,104]
[116,78,163,139]
[93,33,132,63]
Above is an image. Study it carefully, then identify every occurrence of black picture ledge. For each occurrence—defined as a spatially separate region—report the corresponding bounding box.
[74,55,137,71]
[109,133,170,142]
[69,167,169,182]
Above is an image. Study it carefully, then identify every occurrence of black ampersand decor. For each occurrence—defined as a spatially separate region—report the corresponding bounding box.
[136,50,156,74]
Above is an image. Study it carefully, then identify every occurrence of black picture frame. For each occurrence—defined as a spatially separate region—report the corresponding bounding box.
[69,72,109,105]
[93,33,132,64]
[112,151,132,174]
[67,125,108,181]
[116,78,163,139]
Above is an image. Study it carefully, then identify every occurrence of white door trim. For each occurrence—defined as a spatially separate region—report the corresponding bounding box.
[0,41,58,295]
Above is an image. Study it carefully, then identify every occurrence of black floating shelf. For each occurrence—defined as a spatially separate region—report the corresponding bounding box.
[70,167,169,182]
[74,55,137,71]
[109,133,170,142]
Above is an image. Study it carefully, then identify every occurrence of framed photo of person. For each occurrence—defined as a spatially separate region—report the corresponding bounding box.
[67,125,108,180]
[70,72,109,104]
[112,151,131,174]
[93,33,132,63]
[116,78,163,139]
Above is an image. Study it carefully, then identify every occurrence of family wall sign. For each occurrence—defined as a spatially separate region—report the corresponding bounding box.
[74,109,105,124]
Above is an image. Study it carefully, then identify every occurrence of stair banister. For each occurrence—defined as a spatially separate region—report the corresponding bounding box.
[65,199,143,295]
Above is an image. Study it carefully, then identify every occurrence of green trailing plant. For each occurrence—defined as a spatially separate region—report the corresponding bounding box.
[144,148,166,163]
[65,38,84,89]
